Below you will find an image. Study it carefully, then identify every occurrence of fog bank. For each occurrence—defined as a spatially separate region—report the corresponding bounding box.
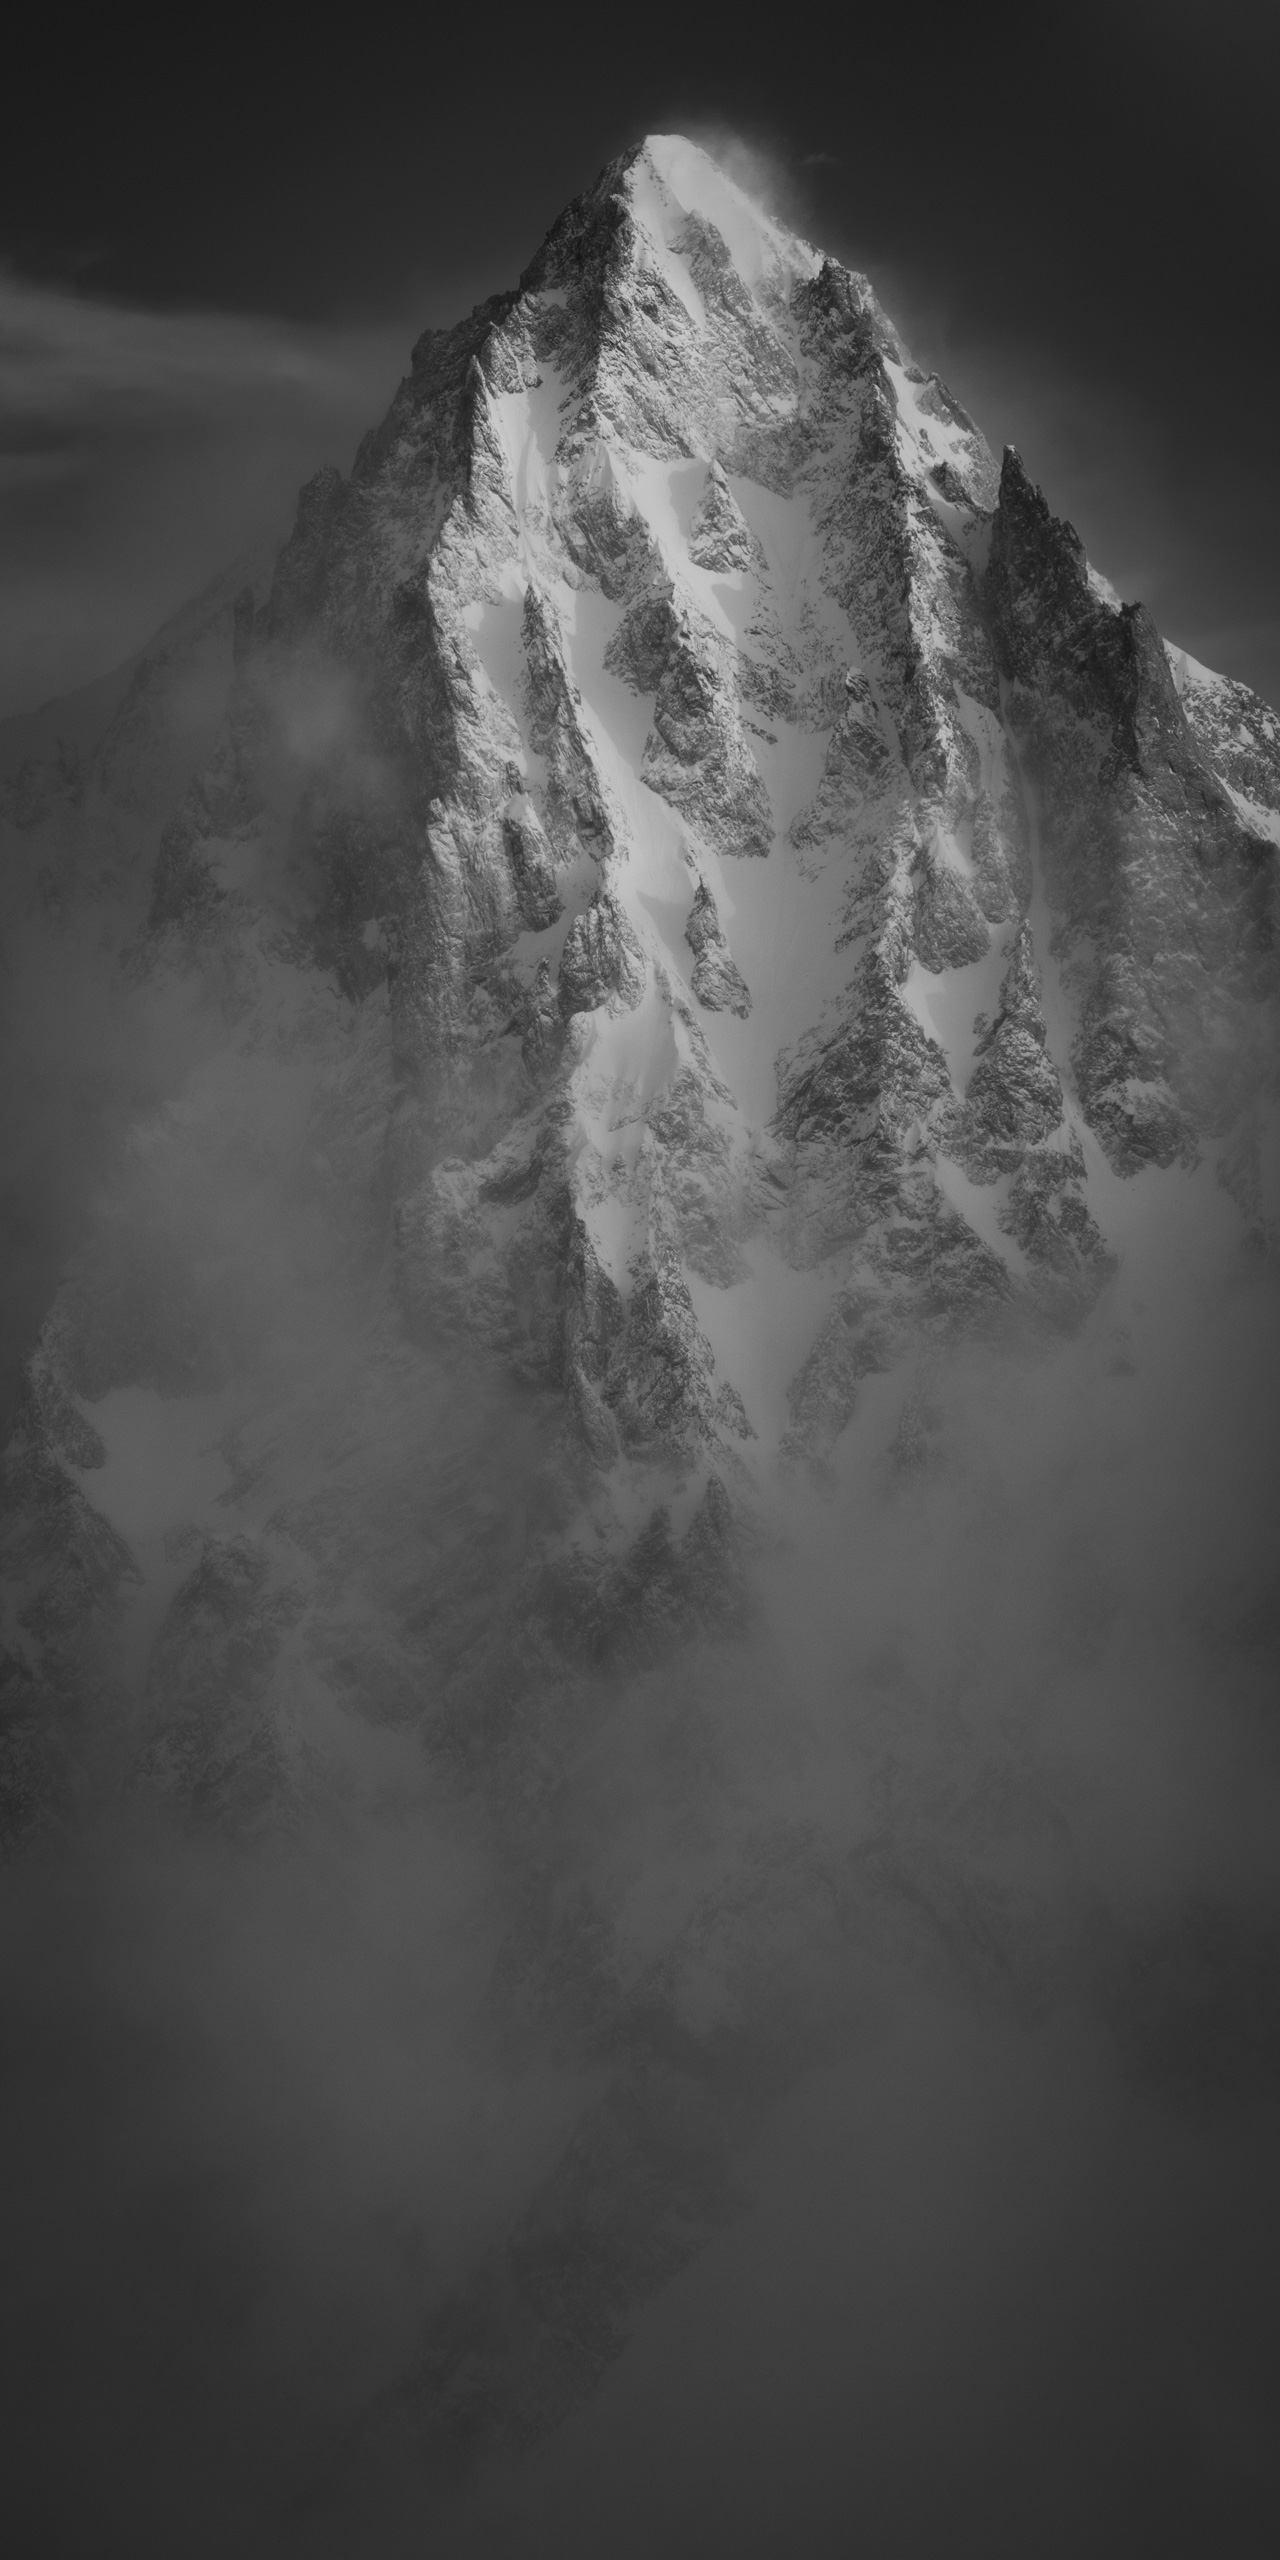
[2,1081,1278,2553]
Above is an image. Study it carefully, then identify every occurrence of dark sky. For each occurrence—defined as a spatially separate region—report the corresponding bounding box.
[2,0,1277,715]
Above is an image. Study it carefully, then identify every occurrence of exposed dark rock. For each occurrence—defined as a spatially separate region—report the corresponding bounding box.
[523,587,613,859]
[684,878,752,1015]
[558,891,645,1016]
[502,792,563,930]
[955,923,1063,1170]
[688,461,758,572]
[984,445,1277,1169]
[606,587,774,856]
[912,847,991,972]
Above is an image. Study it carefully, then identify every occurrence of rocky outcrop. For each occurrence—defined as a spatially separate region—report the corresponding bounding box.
[606,585,775,857]
[911,845,991,972]
[558,891,645,1015]
[688,460,759,573]
[956,924,1063,1167]
[684,878,751,1015]
[502,790,562,930]
[984,446,1277,1171]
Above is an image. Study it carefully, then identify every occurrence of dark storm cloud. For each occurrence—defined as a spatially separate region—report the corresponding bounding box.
[0,270,410,715]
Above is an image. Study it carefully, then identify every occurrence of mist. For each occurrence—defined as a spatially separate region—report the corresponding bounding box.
[2,941,1278,2553]
[0,270,410,717]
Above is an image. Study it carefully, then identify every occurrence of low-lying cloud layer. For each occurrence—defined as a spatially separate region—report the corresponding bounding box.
[1,953,1277,2551]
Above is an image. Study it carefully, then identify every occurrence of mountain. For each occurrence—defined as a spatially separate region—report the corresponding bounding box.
[2,137,1278,2544]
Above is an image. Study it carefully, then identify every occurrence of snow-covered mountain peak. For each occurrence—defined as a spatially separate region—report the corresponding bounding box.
[3,128,1278,1832]
[617,137,994,511]
[625,132,822,299]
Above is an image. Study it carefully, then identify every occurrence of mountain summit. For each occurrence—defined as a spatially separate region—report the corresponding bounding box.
[5,108,1278,1839]
[1,136,1278,2518]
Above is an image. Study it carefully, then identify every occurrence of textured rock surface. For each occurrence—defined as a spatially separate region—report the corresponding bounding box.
[985,448,1276,1171]
[684,876,752,1014]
